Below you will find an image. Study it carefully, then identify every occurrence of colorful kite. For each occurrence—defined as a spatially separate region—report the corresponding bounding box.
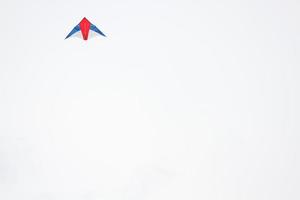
[65,17,106,40]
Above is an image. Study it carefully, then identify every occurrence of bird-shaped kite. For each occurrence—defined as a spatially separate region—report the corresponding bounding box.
[65,17,106,40]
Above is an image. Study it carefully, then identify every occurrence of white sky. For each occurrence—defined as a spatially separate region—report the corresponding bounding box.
[0,0,299,199]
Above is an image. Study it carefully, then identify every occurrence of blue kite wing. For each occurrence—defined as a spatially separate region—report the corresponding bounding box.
[90,24,106,37]
[65,25,81,39]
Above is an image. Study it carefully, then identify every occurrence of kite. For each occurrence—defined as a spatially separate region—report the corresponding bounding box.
[65,17,106,40]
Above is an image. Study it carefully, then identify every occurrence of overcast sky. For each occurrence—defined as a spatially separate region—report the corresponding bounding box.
[0,0,299,199]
